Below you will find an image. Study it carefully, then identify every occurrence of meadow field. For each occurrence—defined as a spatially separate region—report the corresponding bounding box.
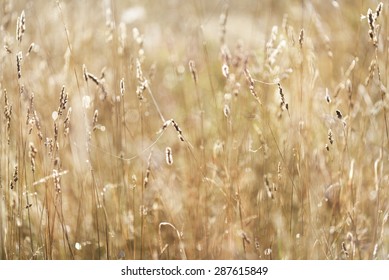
[0,0,389,260]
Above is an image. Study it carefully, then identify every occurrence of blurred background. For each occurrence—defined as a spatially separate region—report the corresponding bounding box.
[1,0,388,260]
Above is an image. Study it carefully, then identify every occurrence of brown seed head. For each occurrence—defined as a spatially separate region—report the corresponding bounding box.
[165,147,173,165]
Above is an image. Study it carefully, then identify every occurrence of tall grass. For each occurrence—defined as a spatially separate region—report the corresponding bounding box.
[0,0,389,260]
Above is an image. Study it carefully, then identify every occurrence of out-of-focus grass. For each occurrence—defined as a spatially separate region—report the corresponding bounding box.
[0,0,388,260]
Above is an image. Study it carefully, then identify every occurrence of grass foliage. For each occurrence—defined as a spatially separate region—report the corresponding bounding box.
[1,0,389,259]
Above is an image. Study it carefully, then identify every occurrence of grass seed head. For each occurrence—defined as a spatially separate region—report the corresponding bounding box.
[336,110,343,119]
[64,107,72,137]
[144,150,153,188]
[325,88,331,103]
[27,42,35,56]
[92,109,98,131]
[299,29,304,47]
[58,85,68,116]
[16,10,26,43]
[16,52,23,79]
[10,164,18,190]
[82,64,88,82]
[223,104,230,118]
[328,129,334,145]
[29,142,37,173]
[188,60,198,84]
[120,78,125,97]
[165,147,173,165]
[222,63,229,79]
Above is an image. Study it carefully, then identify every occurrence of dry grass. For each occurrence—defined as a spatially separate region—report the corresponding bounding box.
[1,0,389,260]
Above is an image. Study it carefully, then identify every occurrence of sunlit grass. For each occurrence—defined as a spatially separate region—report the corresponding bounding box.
[0,0,388,260]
